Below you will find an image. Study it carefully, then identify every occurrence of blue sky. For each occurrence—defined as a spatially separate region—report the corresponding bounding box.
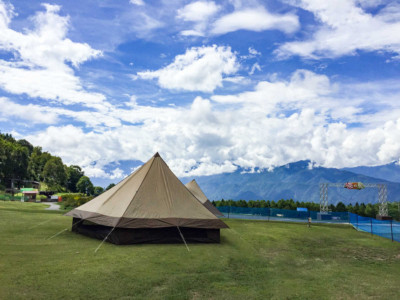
[1,0,400,186]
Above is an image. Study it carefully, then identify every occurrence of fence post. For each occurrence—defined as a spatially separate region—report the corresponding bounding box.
[390,219,394,242]
[370,218,373,236]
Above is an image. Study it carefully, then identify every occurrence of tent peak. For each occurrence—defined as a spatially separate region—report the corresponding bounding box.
[153,152,160,157]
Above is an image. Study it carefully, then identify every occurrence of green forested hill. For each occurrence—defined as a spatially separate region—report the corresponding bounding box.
[0,132,98,194]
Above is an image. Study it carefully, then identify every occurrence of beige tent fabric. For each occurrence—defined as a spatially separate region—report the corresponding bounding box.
[66,153,228,229]
[185,179,223,217]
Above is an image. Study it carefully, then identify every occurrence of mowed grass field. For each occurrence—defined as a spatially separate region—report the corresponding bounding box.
[1,202,399,300]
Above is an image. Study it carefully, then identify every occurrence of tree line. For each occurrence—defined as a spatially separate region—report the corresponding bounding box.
[212,199,400,219]
[0,132,102,195]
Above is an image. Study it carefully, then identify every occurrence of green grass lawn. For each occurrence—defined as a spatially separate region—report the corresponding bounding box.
[1,201,399,300]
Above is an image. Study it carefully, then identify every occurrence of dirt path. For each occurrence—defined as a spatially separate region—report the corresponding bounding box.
[45,202,60,211]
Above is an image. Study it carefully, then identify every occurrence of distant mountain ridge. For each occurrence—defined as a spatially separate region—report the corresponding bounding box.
[181,160,400,205]
[342,161,400,183]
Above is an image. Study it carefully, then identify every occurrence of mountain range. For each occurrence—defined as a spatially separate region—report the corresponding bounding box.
[343,162,400,183]
[181,161,400,205]
[92,159,400,205]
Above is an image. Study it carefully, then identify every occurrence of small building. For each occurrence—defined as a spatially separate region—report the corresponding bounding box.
[21,188,39,202]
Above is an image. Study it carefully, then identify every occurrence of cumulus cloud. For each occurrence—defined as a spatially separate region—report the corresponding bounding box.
[177,1,220,36]
[177,2,299,37]
[137,45,239,92]
[276,0,400,59]
[3,0,399,182]
[177,1,220,22]
[22,70,400,178]
[0,97,122,128]
[109,168,126,179]
[0,2,104,107]
[0,97,59,124]
[211,7,299,35]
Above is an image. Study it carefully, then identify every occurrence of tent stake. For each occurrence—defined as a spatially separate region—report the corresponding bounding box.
[94,227,116,253]
[177,226,190,252]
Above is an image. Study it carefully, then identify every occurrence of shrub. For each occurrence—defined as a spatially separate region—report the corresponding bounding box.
[60,193,94,209]
[38,195,47,201]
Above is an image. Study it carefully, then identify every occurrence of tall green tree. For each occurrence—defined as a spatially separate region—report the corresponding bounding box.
[93,186,104,196]
[0,137,29,183]
[27,147,52,181]
[12,145,29,181]
[76,176,94,195]
[358,203,366,216]
[17,139,33,155]
[105,183,116,191]
[336,202,347,212]
[365,204,376,218]
[0,132,16,142]
[66,165,84,192]
[0,138,14,180]
[42,157,67,191]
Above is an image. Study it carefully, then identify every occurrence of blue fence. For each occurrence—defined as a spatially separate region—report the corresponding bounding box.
[216,206,399,242]
[217,206,349,223]
[349,213,400,242]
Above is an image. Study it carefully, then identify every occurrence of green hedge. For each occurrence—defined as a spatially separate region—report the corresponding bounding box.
[60,193,94,209]
[0,194,28,201]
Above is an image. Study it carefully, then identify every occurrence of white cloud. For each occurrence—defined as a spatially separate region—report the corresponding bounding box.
[131,12,164,38]
[126,95,138,108]
[22,70,400,179]
[0,0,13,26]
[248,47,261,56]
[276,0,400,59]
[241,47,262,59]
[109,168,125,179]
[249,62,261,75]
[83,166,125,180]
[2,0,399,182]
[0,97,122,128]
[223,76,251,84]
[211,7,299,35]
[0,2,104,107]
[180,29,205,37]
[137,45,239,92]
[212,69,333,106]
[177,3,299,37]
[0,97,59,124]
[177,1,220,36]
[130,0,145,6]
[177,1,220,22]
